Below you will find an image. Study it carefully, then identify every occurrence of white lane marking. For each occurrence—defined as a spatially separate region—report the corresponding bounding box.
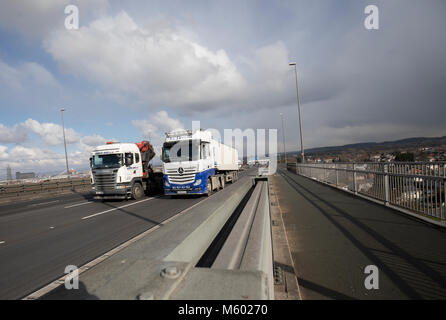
[81,197,155,220]
[0,241,5,244]
[64,201,93,209]
[49,226,55,229]
[27,200,59,207]
[23,196,209,300]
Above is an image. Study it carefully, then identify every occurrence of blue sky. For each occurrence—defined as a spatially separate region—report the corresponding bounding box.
[0,0,445,176]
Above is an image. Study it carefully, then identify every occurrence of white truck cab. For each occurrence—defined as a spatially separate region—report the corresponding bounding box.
[162,130,238,196]
[90,142,146,199]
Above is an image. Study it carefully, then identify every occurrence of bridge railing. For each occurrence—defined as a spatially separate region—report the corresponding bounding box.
[287,162,446,223]
[0,177,91,199]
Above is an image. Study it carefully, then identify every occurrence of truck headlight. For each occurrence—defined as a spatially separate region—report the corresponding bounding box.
[194,179,202,186]
[164,181,170,187]
[116,185,126,189]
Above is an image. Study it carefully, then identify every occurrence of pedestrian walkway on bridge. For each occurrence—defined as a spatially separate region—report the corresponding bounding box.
[271,168,446,299]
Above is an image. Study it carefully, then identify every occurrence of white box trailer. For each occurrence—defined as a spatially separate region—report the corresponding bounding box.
[212,140,239,172]
[162,129,239,196]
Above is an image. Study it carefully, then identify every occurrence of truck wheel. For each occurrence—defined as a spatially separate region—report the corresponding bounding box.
[206,178,213,196]
[132,182,144,200]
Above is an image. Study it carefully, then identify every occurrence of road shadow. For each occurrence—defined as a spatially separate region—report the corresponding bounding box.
[39,281,99,300]
[280,170,446,299]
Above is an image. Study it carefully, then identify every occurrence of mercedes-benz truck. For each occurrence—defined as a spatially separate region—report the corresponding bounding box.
[162,130,239,196]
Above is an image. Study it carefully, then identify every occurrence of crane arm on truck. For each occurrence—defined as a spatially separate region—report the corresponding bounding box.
[135,140,156,178]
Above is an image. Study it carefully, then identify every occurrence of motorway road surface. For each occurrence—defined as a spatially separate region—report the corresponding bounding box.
[274,168,446,299]
[0,170,252,300]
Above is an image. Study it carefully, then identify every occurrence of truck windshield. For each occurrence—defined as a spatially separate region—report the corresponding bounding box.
[163,140,199,163]
[91,154,123,169]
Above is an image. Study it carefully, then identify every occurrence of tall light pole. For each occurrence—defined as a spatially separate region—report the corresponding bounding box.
[60,108,70,175]
[280,113,287,165]
[289,62,305,163]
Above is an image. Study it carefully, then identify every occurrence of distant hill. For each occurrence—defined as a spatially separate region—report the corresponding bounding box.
[285,136,446,155]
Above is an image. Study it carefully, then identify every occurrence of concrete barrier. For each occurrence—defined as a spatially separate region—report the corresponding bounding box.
[28,172,275,300]
[0,178,91,200]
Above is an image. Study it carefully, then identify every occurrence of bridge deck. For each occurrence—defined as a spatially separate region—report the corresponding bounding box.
[273,168,446,299]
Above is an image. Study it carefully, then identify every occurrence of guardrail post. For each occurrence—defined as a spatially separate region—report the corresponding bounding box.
[353,163,357,194]
[384,164,390,206]
[335,163,339,187]
[442,179,446,221]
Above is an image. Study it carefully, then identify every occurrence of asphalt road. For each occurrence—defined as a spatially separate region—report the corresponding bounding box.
[0,169,254,300]
[274,168,446,300]
[0,189,208,299]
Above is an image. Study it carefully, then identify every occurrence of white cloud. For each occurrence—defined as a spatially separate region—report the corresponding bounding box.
[44,12,247,109]
[78,134,108,153]
[0,119,107,149]
[1,145,87,174]
[132,110,184,140]
[42,11,297,113]
[20,62,58,87]
[80,134,107,147]
[132,110,185,163]
[0,123,28,144]
[0,145,9,160]
[152,111,185,133]
[132,120,158,140]
[0,59,58,90]
[0,0,109,37]
[23,119,81,146]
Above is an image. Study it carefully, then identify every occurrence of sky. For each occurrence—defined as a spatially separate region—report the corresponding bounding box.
[0,0,445,176]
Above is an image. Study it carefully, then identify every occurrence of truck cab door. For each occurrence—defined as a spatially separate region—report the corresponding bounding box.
[124,153,135,182]
[202,142,213,171]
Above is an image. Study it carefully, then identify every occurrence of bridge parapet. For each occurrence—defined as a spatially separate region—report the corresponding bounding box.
[288,162,446,225]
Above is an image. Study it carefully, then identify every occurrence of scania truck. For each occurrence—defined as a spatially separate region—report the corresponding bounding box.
[161,129,239,196]
[90,141,163,200]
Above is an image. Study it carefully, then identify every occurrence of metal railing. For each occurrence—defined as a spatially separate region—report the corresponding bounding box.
[0,177,91,199]
[287,162,446,222]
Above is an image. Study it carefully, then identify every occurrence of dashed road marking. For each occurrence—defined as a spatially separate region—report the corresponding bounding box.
[81,197,155,220]
[27,200,59,207]
[23,196,209,300]
[64,201,93,209]
[0,241,5,244]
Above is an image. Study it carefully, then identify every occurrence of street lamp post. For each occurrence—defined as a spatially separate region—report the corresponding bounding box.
[60,108,70,175]
[280,113,287,165]
[289,62,305,163]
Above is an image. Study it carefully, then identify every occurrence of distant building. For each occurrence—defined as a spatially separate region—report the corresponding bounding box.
[6,165,12,181]
[15,172,36,180]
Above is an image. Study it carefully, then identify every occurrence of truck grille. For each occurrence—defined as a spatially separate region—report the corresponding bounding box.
[166,168,196,185]
[93,170,117,191]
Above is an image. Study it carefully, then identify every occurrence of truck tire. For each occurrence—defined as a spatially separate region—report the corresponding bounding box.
[132,182,144,200]
[206,178,213,196]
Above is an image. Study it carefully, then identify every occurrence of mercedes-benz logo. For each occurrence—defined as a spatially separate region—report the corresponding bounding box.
[178,167,184,175]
